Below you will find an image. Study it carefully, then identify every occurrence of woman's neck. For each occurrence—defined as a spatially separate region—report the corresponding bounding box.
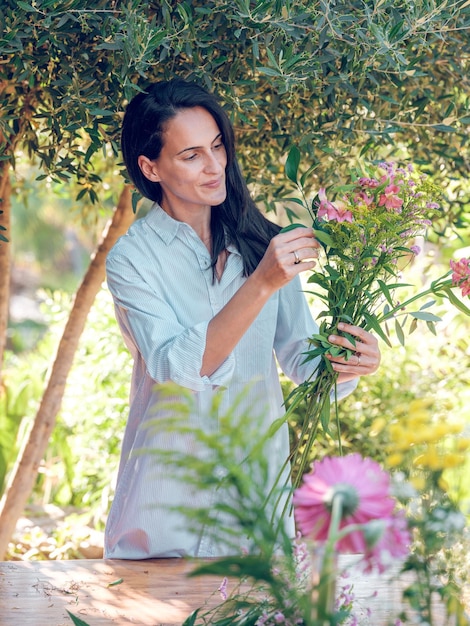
[160,201,212,247]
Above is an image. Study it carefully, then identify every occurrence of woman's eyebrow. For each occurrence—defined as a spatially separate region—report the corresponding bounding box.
[175,133,223,156]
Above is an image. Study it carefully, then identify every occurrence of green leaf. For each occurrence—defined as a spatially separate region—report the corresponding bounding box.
[16,1,37,11]
[389,19,405,41]
[377,279,393,306]
[409,311,441,322]
[307,274,329,288]
[432,124,455,133]
[88,108,114,117]
[267,415,287,438]
[309,333,329,344]
[66,611,91,626]
[340,332,357,348]
[257,66,282,77]
[320,394,331,434]
[312,229,335,247]
[419,300,436,310]
[440,288,470,316]
[285,145,300,184]
[363,312,392,347]
[182,609,200,626]
[324,264,341,280]
[280,223,307,233]
[281,196,305,207]
[395,319,405,346]
[189,555,274,584]
[328,346,342,357]
[132,190,141,213]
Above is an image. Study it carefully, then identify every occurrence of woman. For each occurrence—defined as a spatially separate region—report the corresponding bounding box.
[104,78,380,559]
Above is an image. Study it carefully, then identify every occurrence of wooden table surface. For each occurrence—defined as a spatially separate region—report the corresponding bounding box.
[0,556,447,625]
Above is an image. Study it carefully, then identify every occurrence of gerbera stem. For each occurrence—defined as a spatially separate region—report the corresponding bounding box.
[313,494,343,624]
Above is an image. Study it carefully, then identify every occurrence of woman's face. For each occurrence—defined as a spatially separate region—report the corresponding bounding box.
[139,106,227,216]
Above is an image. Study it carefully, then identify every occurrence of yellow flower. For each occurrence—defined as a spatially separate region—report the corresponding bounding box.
[386,453,404,468]
[448,422,464,435]
[456,438,470,452]
[410,430,433,445]
[409,398,434,411]
[407,409,430,425]
[370,417,387,436]
[410,475,426,491]
[437,476,449,491]
[440,453,465,469]
[393,403,409,416]
[432,423,455,438]
[388,422,402,436]
[413,445,442,470]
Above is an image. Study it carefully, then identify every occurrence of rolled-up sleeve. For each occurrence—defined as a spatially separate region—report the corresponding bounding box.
[107,253,235,392]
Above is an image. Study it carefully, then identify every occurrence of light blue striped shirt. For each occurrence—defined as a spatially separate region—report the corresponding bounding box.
[104,204,357,559]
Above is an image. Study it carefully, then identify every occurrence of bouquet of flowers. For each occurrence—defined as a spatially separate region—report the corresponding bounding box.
[279,148,470,488]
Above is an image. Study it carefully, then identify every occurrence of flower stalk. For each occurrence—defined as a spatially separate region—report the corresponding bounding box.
[313,493,343,624]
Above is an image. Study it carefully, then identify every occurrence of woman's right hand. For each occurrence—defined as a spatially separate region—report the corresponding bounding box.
[252,227,321,293]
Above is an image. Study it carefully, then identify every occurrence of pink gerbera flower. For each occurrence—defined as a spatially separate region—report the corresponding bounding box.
[378,184,404,211]
[450,258,470,297]
[293,454,398,554]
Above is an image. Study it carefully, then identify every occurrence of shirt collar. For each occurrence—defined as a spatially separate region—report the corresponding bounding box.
[144,204,182,245]
[144,203,241,257]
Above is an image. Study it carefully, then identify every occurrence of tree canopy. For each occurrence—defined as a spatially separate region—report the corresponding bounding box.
[1,0,469,221]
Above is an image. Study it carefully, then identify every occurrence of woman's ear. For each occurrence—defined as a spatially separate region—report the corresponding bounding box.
[138,155,161,182]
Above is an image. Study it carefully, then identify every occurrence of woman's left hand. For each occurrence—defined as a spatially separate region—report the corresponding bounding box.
[325,322,381,383]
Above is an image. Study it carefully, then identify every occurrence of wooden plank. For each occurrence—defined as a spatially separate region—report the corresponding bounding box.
[0,558,221,625]
[0,556,447,625]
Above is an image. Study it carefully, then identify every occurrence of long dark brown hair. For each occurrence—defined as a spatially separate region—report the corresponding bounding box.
[121,78,280,276]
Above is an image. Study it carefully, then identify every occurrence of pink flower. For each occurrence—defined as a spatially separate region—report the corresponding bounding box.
[293,454,398,554]
[410,245,421,255]
[358,177,380,189]
[362,511,411,573]
[317,188,337,220]
[317,188,353,222]
[354,191,374,207]
[378,184,404,211]
[450,258,470,297]
[218,577,228,601]
[332,201,353,223]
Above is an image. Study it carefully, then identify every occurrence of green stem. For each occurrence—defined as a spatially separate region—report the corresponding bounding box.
[376,275,454,323]
[267,386,317,525]
[290,369,338,488]
[315,494,343,623]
